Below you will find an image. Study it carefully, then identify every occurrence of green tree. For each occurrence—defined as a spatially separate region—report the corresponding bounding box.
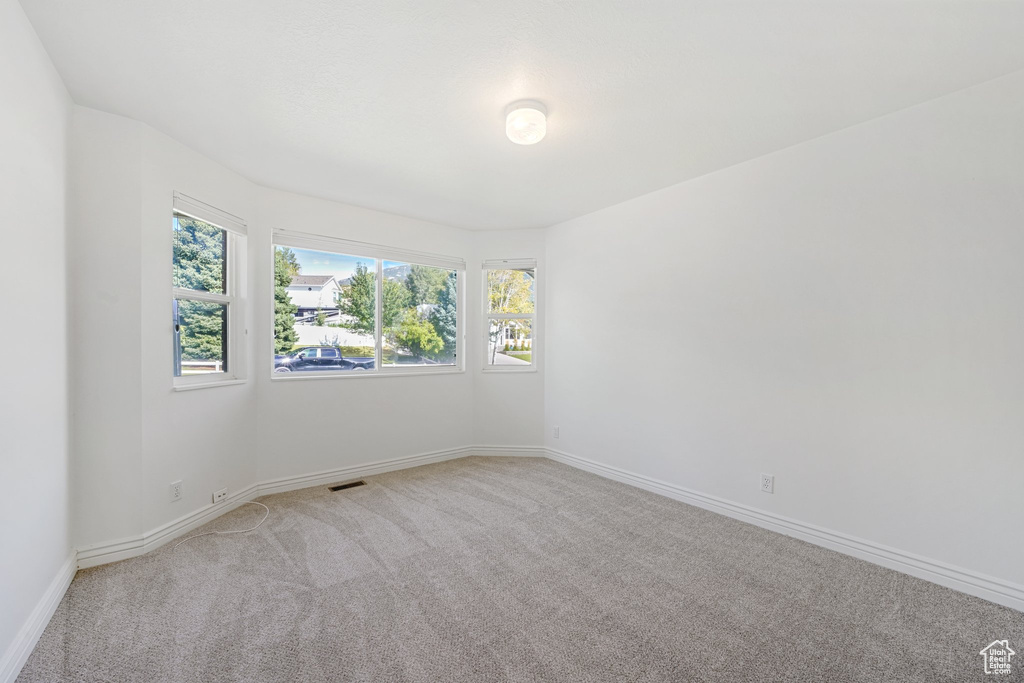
[173,217,225,293]
[343,266,412,332]
[487,269,534,313]
[395,313,444,358]
[406,265,447,305]
[274,247,299,353]
[487,268,534,363]
[276,246,300,278]
[383,278,410,328]
[338,263,376,333]
[315,308,326,326]
[177,300,226,362]
[429,270,458,361]
[174,217,227,363]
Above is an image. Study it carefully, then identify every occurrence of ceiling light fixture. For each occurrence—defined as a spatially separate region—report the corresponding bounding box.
[505,100,547,145]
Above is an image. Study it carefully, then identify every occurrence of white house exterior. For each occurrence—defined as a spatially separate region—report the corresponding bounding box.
[287,275,341,317]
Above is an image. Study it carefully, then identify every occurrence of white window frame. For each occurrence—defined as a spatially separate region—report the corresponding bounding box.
[271,229,465,380]
[482,258,537,373]
[172,192,248,391]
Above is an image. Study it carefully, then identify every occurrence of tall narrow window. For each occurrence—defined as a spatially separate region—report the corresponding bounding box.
[272,230,463,377]
[484,259,536,370]
[172,193,246,388]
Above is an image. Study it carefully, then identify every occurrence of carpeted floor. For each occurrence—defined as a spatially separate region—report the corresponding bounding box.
[19,456,1022,682]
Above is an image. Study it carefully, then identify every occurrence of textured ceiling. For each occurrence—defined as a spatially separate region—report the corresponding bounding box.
[20,0,1024,229]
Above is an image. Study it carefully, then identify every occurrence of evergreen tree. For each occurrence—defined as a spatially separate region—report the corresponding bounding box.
[173,217,227,361]
[429,270,458,361]
[177,300,227,362]
[274,247,299,353]
[173,217,225,293]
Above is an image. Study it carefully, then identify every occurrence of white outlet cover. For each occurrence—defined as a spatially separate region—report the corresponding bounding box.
[170,480,183,502]
[760,474,774,494]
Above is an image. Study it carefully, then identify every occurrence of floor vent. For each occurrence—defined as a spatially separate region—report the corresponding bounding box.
[329,480,367,492]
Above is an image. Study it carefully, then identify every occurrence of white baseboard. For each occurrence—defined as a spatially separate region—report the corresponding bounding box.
[78,484,261,569]
[12,443,1021,683]
[78,445,481,569]
[470,445,547,458]
[256,446,475,496]
[0,551,77,683]
[73,443,1024,613]
[545,447,1024,613]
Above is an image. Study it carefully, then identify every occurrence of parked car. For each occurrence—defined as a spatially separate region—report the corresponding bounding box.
[274,346,374,372]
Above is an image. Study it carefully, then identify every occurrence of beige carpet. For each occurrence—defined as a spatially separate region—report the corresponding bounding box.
[19,456,1022,682]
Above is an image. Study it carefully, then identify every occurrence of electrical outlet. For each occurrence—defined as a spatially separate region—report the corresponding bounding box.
[553,426,560,439]
[170,480,183,502]
[760,473,774,494]
[212,488,228,504]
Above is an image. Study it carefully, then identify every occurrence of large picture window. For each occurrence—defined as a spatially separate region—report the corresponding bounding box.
[272,231,463,377]
[172,193,247,389]
[484,259,536,370]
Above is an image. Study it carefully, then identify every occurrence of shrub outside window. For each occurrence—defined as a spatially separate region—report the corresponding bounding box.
[272,231,463,377]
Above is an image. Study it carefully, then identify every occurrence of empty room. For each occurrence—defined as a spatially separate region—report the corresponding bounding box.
[2,1,1023,681]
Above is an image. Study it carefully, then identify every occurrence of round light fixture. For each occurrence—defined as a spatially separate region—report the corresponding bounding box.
[505,100,547,145]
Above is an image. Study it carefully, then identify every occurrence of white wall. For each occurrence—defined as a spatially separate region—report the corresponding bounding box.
[545,70,1024,588]
[254,188,479,482]
[20,39,1022,642]
[68,108,259,548]
[68,108,144,549]
[138,125,260,533]
[67,110,546,552]
[24,3,1021,669]
[472,229,546,447]
[0,0,72,670]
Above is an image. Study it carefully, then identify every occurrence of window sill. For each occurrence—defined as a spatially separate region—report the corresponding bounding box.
[173,377,247,392]
[270,368,465,381]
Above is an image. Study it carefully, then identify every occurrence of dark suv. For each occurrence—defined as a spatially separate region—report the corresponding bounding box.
[274,346,374,372]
